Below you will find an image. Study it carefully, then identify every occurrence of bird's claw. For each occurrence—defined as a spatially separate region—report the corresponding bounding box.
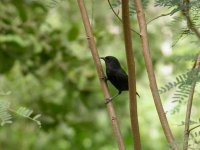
[105,97,112,104]
[101,75,108,81]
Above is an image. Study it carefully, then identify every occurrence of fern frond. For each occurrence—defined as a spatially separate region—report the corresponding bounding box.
[172,85,191,104]
[171,68,200,106]
[155,0,181,8]
[0,101,12,126]
[16,107,33,117]
[159,68,200,95]
[159,72,188,94]
[15,107,41,127]
[0,98,41,127]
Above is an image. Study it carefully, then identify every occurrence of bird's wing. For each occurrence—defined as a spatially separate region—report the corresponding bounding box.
[116,68,128,81]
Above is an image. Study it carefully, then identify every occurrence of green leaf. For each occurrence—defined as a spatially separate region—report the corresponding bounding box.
[36,120,41,127]
[13,0,27,22]
[0,51,15,73]
[33,114,41,120]
[67,25,79,41]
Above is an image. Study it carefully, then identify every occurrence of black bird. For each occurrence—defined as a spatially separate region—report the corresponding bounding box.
[100,56,139,103]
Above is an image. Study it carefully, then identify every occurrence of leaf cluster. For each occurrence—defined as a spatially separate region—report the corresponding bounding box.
[0,100,41,127]
[155,0,200,44]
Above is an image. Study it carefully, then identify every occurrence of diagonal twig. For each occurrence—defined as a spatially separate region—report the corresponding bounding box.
[189,124,200,133]
[77,0,125,149]
[107,0,140,35]
[147,12,172,24]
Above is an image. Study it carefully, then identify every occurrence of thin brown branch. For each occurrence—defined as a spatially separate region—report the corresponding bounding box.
[183,54,200,150]
[189,124,200,133]
[183,82,196,150]
[132,0,179,149]
[107,0,140,35]
[121,0,141,149]
[77,1,125,150]
[181,0,200,149]
[181,0,200,40]
[147,12,172,24]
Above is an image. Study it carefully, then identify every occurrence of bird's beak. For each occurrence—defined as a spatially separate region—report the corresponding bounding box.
[100,57,105,61]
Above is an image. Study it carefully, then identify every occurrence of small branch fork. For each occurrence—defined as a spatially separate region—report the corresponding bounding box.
[189,124,200,133]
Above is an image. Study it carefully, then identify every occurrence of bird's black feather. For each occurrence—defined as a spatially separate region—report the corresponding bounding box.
[100,56,139,98]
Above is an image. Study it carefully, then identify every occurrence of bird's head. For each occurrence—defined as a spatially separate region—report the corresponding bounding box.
[100,56,121,68]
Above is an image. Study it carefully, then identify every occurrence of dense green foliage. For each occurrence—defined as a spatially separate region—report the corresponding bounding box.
[0,0,200,149]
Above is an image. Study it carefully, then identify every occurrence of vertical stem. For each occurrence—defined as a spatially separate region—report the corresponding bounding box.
[121,0,142,149]
[133,0,179,149]
[183,84,195,150]
[77,1,125,149]
[183,54,200,150]
[181,1,200,148]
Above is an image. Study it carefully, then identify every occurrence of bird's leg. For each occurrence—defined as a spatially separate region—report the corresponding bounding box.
[105,91,121,104]
[105,97,112,104]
